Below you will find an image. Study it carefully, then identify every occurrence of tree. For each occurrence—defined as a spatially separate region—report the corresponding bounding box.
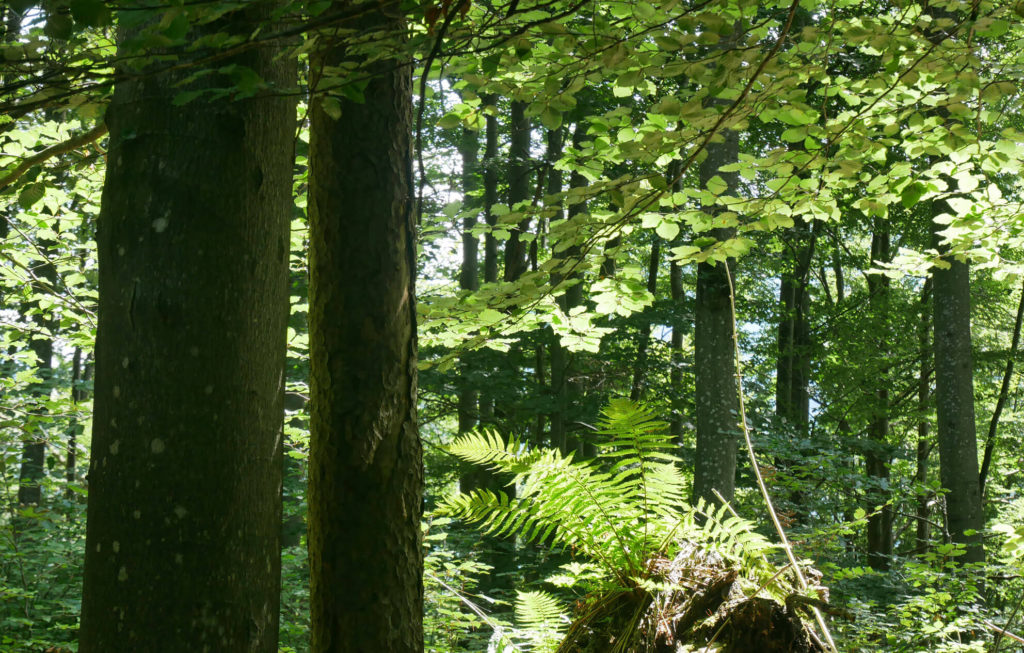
[79,3,297,649]
[305,2,422,649]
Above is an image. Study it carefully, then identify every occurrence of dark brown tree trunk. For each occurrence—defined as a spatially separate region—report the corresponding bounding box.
[692,123,740,506]
[865,224,893,570]
[931,212,985,564]
[79,4,295,649]
[307,4,422,650]
[482,97,500,288]
[17,311,54,506]
[669,257,685,443]
[65,347,90,501]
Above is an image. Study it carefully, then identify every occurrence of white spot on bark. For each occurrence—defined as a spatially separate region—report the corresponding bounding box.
[151,438,165,454]
[133,509,141,519]
[190,346,199,357]
[152,217,169,233]
[174,505,188,519]
[122,357,129,368]
[204,385,213,395]
[113,540,120,553]
[117,566,127,581]
[95,543,101,552]
[175,553,183,564]
[109,440,120,455]
[113,385,120,398]
[117,246,126,256]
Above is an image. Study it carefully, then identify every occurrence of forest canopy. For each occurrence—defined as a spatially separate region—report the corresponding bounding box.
[1,0,1024,651]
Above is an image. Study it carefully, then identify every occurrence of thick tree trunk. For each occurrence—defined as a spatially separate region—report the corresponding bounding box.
[692,124,740,506]
[865,225,893,570]
[307,4,422,650]
[79,5,295,650]
[931,217,985,564]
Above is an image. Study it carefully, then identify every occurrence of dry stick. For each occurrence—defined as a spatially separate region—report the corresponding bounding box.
[722,264,838,653]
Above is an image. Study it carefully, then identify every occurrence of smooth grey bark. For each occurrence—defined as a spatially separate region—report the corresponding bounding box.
[931,214,985,564]
[307,3,422,650]
[79,4,295,649]
[692,124,740,507]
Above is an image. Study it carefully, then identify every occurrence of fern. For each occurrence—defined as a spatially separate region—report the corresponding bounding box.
[442,399,799,650]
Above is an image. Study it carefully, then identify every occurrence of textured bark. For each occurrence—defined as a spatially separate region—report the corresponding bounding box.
[307,4,422,650]
[482,97,500,287]
[17,310,54,506]
[774,217,817,432]
[865,225,892,570]
[931,215,985,564]
[692,124,740,506]
[66,347,91,501]
[669,257,685,443]
[79,4,295,650]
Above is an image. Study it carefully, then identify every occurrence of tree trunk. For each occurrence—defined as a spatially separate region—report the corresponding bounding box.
[457,127,480,437]
[692,123,740,506]
[307,4,422,650]
[931,214,985,564]
[865,224,893,570]
[79,4,295,649]
[915,279,932,555]
[630,235,660,401]
[503,100,531,282]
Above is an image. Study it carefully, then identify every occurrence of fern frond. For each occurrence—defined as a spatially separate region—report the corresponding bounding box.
[512,590,567,653]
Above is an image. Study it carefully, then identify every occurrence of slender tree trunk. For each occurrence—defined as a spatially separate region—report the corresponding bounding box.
[65,347,91,502]
[479,98,500,425]
[931,213,985,564]
[630,236,660,401]
[457,127,480,438]
[669,257,685,443]
[503,100,531,282]
[865,224,893,570]
[307,4,421,651]
[79,4,295,649]
[916,279,932,554]
[550,123,587,455]
[17,313,54,505]
[692,122,740,506]
[978,278,1024,497]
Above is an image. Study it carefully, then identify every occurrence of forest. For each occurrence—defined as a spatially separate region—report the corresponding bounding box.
[1,0,1023,651]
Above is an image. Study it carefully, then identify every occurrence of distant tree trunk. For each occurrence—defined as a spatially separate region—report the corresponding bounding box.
[916,279,932,554]
[978,278,1024,497]
[865,224,893,570]
[692,123,740,506]
[17,306,54,506]
[774,218,817,432]
[503,100,531,282]
[669,257,685,443]
[550,123,587,455]
[79,3,296,649]
[931,212,985,564]
[457,127,480,438]
[307,5,421,652]
[479,97,500,426]
[630,235,660,401]
[65,347,91,501]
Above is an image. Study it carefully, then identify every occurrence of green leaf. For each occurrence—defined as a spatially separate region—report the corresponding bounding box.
[655,221,679,240]
[706,175,728,195]
[437,113,462,130]
[540,106,562,131]
[320,96,342,121]
[900,181,926,209]
[18,183,45,210]
[44,13,75,40]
